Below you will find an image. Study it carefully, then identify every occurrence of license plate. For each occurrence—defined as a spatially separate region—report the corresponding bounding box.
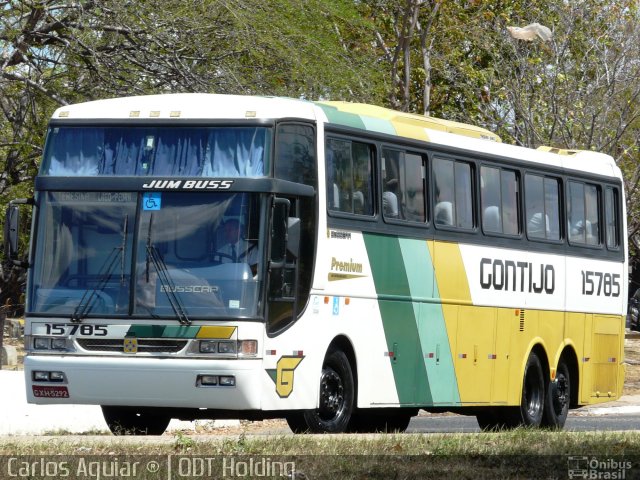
[32,386,69,398]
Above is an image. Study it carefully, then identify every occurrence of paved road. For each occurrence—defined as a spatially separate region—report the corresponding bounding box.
[408,412,640,433]
[2,370,639,435]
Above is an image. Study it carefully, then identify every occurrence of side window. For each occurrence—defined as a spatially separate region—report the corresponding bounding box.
[382,147,427,222]
[433,158,474,229]
[567,180,601,246]
[605,187,620,249]
[481,166,519,235]
[275,123,316,188]
[525,174,560,241]
[326,138,374,215]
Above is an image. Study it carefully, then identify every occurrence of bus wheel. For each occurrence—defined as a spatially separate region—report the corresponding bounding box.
[349,409,413,433]
[302,349,355,433]
[518,351,545,427]
[541,358,570,429]
[285,413,309,433]
[101,406,170,435]
[475,408,518,431]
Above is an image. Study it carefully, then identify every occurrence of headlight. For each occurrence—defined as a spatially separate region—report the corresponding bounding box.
[199,340,217,354]
[33,371,50,381]
[217,341,236,354]
[49,371,65,382]
[51,338,67,350]
[34,338,51,350]
[219,376,236,386]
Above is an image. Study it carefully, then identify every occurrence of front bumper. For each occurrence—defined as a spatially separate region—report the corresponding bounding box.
[25,355,263,410]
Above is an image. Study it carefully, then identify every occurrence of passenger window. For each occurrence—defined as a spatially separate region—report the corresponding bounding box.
[433,158,474,229]
[525,174,560,241]
[326,138,374,215]
[381,147,426,222]
[605,187,620,249]
[481,166,519,235]
[567,180,601,246]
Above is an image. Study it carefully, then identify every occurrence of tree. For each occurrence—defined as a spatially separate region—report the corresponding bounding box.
[0,0,385,311]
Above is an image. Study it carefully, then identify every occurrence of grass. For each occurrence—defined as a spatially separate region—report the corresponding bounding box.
[2,430,640,479]
[1,429,640,455]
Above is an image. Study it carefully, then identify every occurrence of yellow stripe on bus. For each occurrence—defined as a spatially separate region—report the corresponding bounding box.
[196,326,236,339]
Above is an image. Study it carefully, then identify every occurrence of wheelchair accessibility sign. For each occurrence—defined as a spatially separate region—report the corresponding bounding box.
[143,192,162,211]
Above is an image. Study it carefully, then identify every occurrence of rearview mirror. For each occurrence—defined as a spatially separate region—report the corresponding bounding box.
[270,198,290,268]
[4,205,20,260]
[3,198,34,268]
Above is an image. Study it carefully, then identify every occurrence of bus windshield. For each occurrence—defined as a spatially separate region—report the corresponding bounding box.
[30,191,262,319]
[40,126,270,177]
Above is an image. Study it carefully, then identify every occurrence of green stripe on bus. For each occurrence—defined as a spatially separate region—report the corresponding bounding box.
[363,234,411,297]
[378,300,431,404]
[364,234,461,405]
[360,116,396,136]
[399,239,460,404]
[398,238,433,299]
[364,234,431,404]
[315,103,367,130]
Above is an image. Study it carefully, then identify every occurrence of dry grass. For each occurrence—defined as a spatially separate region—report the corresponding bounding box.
[624,337,640,395]
[1,431,640,480]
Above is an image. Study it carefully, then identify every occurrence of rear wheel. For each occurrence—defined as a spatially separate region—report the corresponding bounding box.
[475,408,519,431]
[291,349,355,433]
[517,351,545,427]
[477,352,546,430]
[101,406,170,435]
[541,358,570,429]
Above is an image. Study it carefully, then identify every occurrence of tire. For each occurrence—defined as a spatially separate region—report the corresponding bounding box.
[299,349,355,433]
[475,408,519,431]
[541,358,570,429]
[516,351,546,427]
[285,413,309,434]
[101,406,170,435]
[349,409,413,433]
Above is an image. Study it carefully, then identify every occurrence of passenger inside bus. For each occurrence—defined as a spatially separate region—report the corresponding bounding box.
[483,205,501,232]
[434,181,453,226]
[383,179,399,218]
[527,211,550,237]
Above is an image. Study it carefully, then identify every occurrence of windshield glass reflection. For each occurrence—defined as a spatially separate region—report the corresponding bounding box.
[30,191,262,319]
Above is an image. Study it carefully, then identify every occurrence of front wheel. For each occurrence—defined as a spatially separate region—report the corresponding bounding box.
[295,349,355,433]
[349,410,413,433]
[541,358,571,429]
[101,406,170,435]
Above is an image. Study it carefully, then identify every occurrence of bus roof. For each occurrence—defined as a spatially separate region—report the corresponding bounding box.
[315,101,501,142]
[51,94,620,180]
[52,93,319,122]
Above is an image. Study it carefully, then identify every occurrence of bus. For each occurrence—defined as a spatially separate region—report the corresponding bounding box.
[5,94,626,434]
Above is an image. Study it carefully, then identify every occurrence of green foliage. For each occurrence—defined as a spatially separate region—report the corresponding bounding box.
[2,0,640,306]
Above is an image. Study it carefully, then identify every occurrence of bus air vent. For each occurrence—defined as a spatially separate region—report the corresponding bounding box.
[77,338,187,353]
[519,309,526,332]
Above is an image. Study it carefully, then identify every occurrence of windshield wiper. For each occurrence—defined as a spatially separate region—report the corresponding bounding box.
[71,216,130,323]
[145,214,190,325]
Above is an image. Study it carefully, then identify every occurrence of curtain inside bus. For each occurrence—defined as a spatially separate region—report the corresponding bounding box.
[42,127,270,177]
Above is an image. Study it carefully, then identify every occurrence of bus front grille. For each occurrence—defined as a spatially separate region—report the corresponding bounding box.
[77,339,188,353]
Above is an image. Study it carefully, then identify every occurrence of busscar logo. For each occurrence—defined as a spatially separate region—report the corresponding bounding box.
[142,179,234,190]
